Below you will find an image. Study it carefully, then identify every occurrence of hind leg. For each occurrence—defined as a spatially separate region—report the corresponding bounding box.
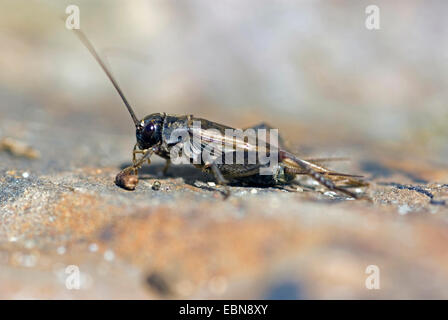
[280,151,360,199]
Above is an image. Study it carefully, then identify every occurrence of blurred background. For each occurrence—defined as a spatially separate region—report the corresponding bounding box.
[0,0,448,299]
[1,0,447,158]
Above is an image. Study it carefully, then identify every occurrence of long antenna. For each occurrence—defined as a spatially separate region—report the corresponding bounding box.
[73,29,140,127]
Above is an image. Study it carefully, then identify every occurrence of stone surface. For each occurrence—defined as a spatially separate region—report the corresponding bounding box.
[0,0,447,299]
[1,86,447,299]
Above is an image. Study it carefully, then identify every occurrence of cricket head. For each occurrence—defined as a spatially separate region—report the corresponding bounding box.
[136,113,164,150]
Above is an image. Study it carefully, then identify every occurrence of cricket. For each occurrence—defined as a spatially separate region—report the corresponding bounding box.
[74,29,368,199]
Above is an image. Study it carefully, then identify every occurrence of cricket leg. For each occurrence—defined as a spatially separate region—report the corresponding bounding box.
[132,144,149,169]
[134,148,153,169]
[209,162,231,199]
[122,148,153,176]
[120,144,145,176]
[162,159,171,175]
[280,151,359,199]
[116,146,154,190]
[304,157,349,163]
[285,156,367,187]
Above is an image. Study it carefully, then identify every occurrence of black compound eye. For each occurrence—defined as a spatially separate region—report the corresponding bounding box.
[143,123,155,138]
[146,123,155,133]
[136,114,163,149]
[141,121,161,146]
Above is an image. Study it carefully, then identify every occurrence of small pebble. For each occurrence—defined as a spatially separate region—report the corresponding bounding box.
[152,181,161,191]
[104,250,115,262]
[73,187,88,193]
[398,204,412,215]
[57,246,66,255]
[207,182,216,187]
[250,188,258,194]
[88,243,99,252]
[22,172,29,178]
[0,137,40,159]
[21,254,38,268]
[24,240,35,249]
[115,170,139,190]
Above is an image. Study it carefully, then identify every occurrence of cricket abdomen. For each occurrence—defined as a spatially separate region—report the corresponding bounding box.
[220,163,296,187]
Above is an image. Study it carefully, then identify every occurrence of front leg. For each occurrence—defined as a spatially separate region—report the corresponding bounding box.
[115,145,154,190]
[132,144,151,170]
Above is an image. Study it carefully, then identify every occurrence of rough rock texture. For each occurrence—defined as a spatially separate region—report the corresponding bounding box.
[1,87,447,299]
[1,0,448,299]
